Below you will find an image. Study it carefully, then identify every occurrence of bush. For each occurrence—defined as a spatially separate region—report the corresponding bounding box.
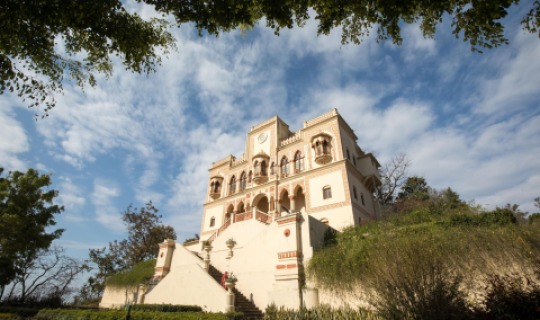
[34,309,230,320]
[106,259,156,288]
[130,304,202,312]
[478,273,540,320]
[0,307,38,318]
[264,304,380,320]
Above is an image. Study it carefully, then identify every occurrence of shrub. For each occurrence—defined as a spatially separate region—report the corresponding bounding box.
[106,259,156,288]
[0,307,38,318]
[264,304,381,320]
[34,309,229,320]
[479,273,540,320]
[130,304,202,312]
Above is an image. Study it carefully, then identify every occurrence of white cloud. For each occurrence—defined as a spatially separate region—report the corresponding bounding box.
[58,177,86,218]
[91,180,123,232]
[0,105,29,170]
[474,31,540,116]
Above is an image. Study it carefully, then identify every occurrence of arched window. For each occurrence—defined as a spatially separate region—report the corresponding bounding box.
[280,157,289,176]
[254,160,260,176]
[270,162,276,175]
[229,176,236,195]
[361,193,365,205]
[209,216,215,227]
[322,139,329,153]
[323,186,332,199]
[210,181,221,194]
[294,151,304,173]
[239,172,247,191]
[248,170,253,183]
[261,160,267,176]
[353,186,358,200]
[346,148,350,160]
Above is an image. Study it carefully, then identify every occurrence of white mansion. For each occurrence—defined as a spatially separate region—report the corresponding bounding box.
[100,108,381,314]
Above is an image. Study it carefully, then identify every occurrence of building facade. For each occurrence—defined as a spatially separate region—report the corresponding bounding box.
[100,108,381,312]
[202,108,381,239]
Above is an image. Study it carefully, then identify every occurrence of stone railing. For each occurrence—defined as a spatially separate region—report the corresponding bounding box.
[280,131,301,147]
[218,218,232,234]
[303,108,338,128]
[231,153,246,167]
[255,210,272,224]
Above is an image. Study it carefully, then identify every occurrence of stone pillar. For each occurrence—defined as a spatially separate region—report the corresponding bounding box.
[225,282,236,312]
[268,213,303,309]
[289,195,296,213]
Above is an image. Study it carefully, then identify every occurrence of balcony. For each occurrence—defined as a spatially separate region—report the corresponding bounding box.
[252,171,268,184]
[314,151,332,165]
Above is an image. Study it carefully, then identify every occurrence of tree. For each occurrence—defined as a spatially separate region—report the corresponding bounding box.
[376,153,410,206]
[0,168,64,298]
[2,0,539,113]
[82,202,176,301]
[398,176,431,201]
[3,246,88,305]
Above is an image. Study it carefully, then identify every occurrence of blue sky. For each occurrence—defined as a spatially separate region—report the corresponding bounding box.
[1,3,539,262]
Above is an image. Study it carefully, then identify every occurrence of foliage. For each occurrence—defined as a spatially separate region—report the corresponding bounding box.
[264,304,381,320]
[182,234,200,244]
[0,307,38,319]
[397,176,430,201]
[0,168,64,298]
[79,202,176,301]
[105,259,155,288]
[33,309,230,320]
[0,0,174,114]
[376,153,410,208]
[2,0,539,112]
[307,207,540,319]
[479,273,540,320]
[2,246,88,304]
[130,304,202,312]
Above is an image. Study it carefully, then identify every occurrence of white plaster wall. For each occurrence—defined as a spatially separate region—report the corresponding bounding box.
[309,171,345,208]
[253,129,271,156]
[204,205,224,233]
[197,219,281,311]
[144,245,228,312]
[100,286,138,309]
[309,206,355,231]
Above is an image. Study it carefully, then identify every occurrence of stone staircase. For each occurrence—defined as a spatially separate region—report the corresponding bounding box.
[207,264,264,320]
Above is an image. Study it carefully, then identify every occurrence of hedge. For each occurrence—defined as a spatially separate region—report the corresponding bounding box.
[0,307,38,318]
[33,309,231,320]
[130,304,202,312]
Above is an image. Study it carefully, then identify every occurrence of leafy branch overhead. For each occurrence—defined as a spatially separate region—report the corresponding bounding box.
[1,0,539,113]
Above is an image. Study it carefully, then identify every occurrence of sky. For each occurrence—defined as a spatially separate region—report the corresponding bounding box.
[1,2,539,264]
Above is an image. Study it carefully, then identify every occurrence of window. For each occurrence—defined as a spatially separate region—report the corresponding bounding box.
[323,186,332,199]
[229,176,236,195]
[210,181,221,194]
[270,162,276,175]
[294,151,304,173]
[353,157,356,166]
[239,172,247,191]
[280,157,289,176]
[261,160,267,176]
[254,160,260,175]
[248,171,253,183]
[209,216,215,227]
[353,187,358,200]
[346,149,350,160]
[361,193,365,205]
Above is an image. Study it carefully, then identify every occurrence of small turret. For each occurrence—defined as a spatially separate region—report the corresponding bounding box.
[153,239,175,281]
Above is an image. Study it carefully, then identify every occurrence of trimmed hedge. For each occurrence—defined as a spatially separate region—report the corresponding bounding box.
[0,307,38,318]
[130,304,202,312]
[264,304,381,320]
[33,309,231,320]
